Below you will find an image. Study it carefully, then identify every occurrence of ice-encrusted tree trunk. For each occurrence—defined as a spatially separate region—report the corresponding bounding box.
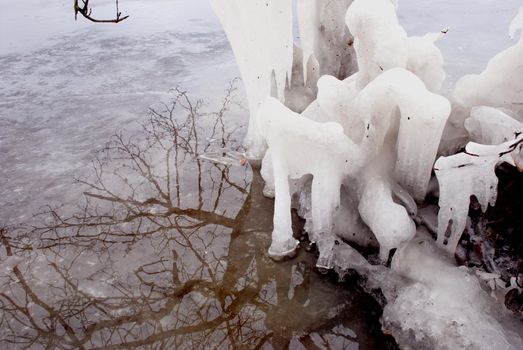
[209,0,295,158]
[210,0,358,158]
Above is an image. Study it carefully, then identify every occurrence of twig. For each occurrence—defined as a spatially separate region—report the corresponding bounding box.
[74,0,129,24]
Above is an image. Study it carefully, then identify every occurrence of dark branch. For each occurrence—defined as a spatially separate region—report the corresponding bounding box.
[74,0,129,24]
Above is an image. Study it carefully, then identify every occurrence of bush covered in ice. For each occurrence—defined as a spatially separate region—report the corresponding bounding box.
[212,0,523,347]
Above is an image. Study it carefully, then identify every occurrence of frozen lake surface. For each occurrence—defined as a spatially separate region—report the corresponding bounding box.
[0,0,522,348]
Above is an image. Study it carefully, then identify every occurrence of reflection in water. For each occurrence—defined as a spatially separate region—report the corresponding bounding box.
[0,85,395,349]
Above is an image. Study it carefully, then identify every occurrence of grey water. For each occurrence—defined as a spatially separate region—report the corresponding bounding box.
[0,85,396,349]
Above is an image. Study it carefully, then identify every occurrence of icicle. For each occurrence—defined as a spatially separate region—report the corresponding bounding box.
[210,0,294,157]
[351,68,451,201]
[434,137,521,254]
[407,32,446,93]
[358,176,416,263]
[257,97,364,262]
[345,0,408,88]
[297,0,355,81]
[297,0,316,84]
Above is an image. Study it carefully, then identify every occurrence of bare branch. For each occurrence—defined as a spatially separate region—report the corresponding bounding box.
[74,0,129,24]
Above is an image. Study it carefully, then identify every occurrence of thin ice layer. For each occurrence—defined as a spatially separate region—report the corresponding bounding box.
[210,0,294,156]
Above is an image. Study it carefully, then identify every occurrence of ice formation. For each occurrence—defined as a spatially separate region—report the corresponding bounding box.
[212,1,523,347]
[345,0,408,88]
[434,8,523,254]
[358,176,416,262]
[465,107,523,145]
[209,0,294,157]
[454,6,523,118]
[406,32,446,93]
[256,97,364,264]
[384,235,523,350]
[257,66,450,264]
[435,134,522,254]
[212,0,453,259]
[297,0,356,81]
[350,68,451,201]
[435,151,507,253]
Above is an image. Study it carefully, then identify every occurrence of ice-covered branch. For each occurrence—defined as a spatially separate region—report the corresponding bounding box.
[435,124,523,254]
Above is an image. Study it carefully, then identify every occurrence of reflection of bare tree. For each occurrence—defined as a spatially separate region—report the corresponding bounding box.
[0,84,394,349]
